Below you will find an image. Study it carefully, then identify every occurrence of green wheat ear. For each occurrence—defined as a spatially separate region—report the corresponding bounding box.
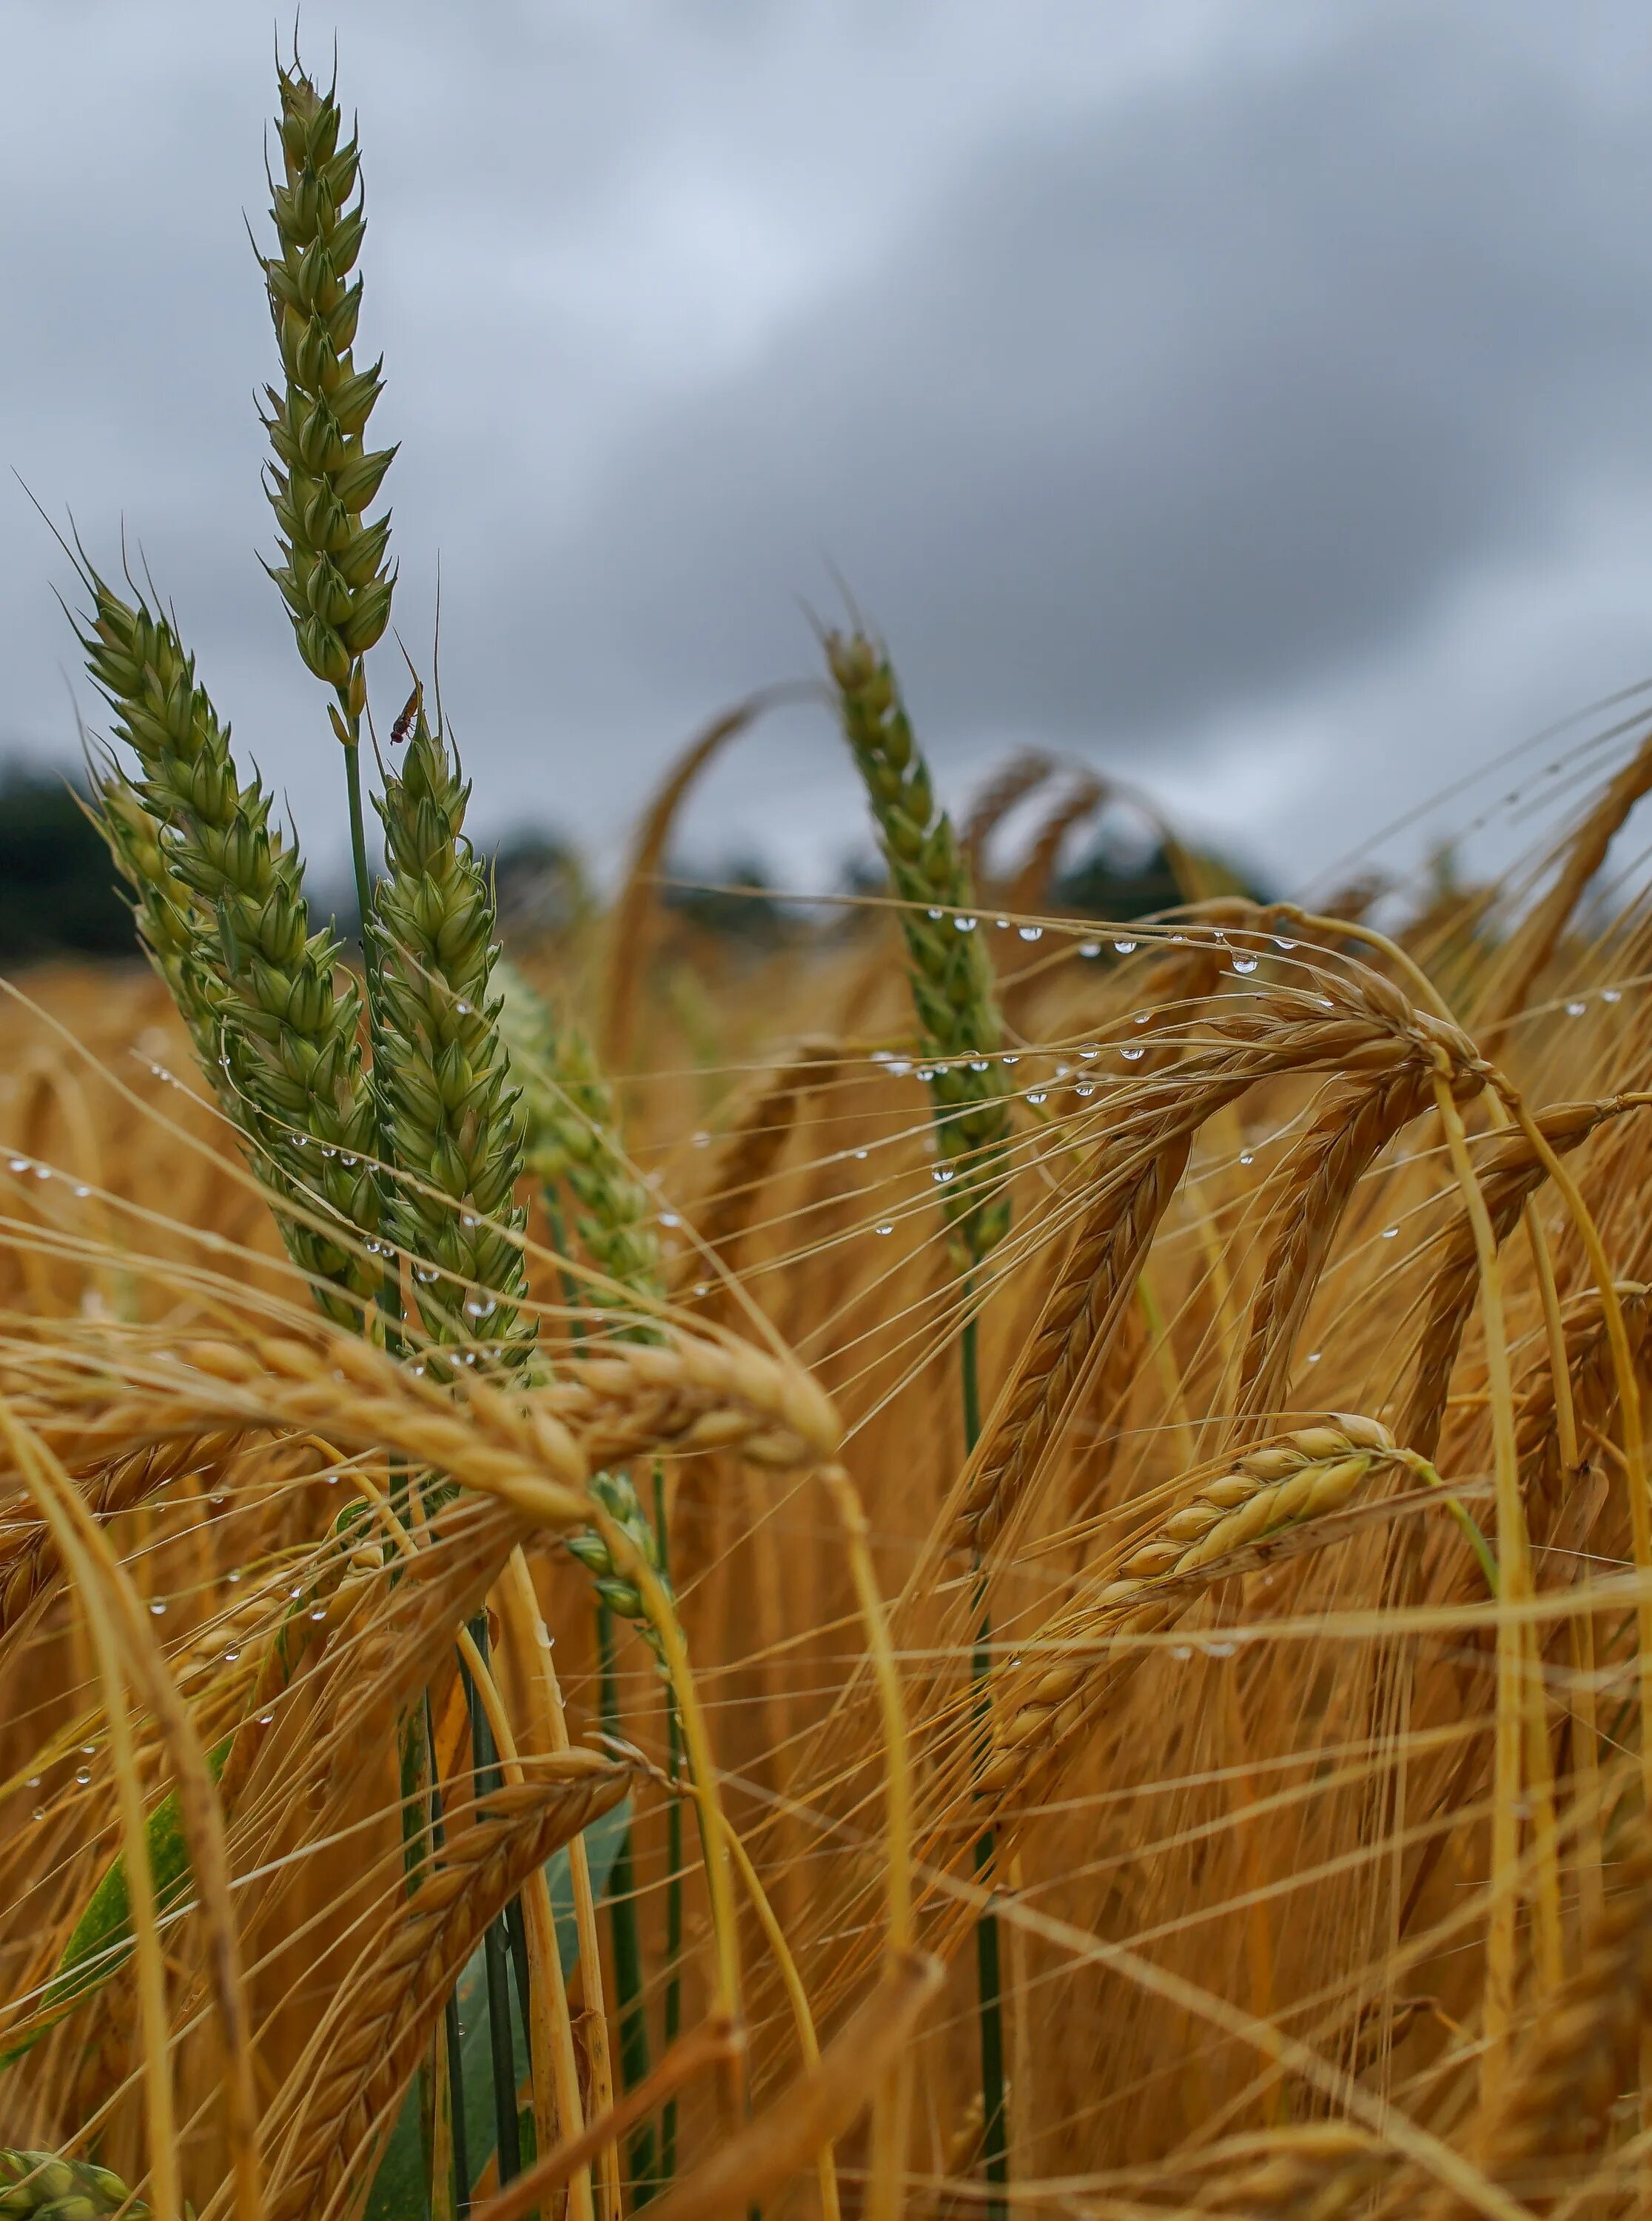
[79,577,383,1326]
[494,960,670,1626]
[0,2148,150,2217]
[825,629,1013,1262]
[260,58,396,725]
[370,702,533,1367]
[495,957,665,1323]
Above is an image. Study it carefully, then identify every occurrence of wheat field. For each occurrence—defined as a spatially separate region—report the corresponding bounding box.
[6,42,1652,2221]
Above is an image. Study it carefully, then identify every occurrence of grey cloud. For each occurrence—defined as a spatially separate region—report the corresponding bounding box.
[7,1,1652,892]
[524,6,1652,767]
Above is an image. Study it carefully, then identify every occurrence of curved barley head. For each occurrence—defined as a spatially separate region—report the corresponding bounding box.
[261,58,396,717]
[825,629,1011,1263]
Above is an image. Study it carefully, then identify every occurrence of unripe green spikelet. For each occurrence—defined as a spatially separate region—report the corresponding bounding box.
[261,63,395,711]
[494,961,669,1626]
[495,958,665,1318]
[825,631,1012,1261]
[80,580,382,1324]
[371,708,533,1366]
[0,2150,148,2219]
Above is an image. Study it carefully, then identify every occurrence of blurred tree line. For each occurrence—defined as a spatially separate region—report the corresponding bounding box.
[0,763,1262,967]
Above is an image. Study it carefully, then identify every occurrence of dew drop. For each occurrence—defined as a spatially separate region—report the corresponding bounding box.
[953,915,977,933]
[149,1598,167,1617]
[660,1211,682,1227]
[1273,937,1297,951]
[1027,1091,1047,1105]
[1076,1083,1095,1096]
[1172,1645,1192,1661]
[82,1743,95,1755]
[257,1714,274,1727]
[32,1807,44,1822]
[1018,925,1042,942]
[340,1154,358,1169]
[887,1059,912,1078]
[1079,941,1101,957]
[33,1164,50,1180]
[289,1587,304,1600]
[1113,939,1137,955]
[1120,1046,1144,1062]
[75,1768,90,1786]
[1239,1150,1255,1166]
[916,1067,935,1082]
[1605,988,1622,1004]
[1306,1351,1322,1364]
[226,1570,241,1583]
[933,1166,956,1184]
[996,918,1010,929]
[1382,1225,1399,1240]
[74,1183,90,1197]
[692,1131,711,1148]
[26,1776,40,1789]
[875,1224,894,1236]
[1231,954,1258,975]
[853,1148,869,1160]
[926,907,943,920]
[464,1296,497,1319]
[1566,999,1588,1017]
[1003,1053,1019,1066]
[325,1472,340,1485]
[455,1000,473,1016]
[224,1647,241,1664]
[7,1158,27,1173]
[309,1606,327,1621]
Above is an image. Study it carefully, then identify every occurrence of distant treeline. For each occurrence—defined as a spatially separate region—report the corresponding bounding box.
[0,763,1263,964]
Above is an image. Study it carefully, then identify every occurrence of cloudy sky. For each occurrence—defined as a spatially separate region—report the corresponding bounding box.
[7,0,1652,900]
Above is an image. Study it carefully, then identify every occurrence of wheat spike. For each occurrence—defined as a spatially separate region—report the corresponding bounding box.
[825,629,1012,1262]
[370,703,534,1364]
[0,2149,149,2219]
[78,577,382,1323]
[496,956,665,1317]
[260,61,396,707]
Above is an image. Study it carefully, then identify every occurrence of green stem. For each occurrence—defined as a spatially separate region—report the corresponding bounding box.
[422,1692,471,2217]
[657,1464,684,2188]
[340,709,375,959]
[600,1601,658,2202]
[962,1304,1010,2217]
[466,1615,523,2188]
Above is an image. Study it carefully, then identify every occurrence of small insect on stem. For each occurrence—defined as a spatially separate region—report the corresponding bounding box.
[391,680,423,746]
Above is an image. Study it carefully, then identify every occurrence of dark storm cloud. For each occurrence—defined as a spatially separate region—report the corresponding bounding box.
[537,9,1652,757]
[7,1,1652,888]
